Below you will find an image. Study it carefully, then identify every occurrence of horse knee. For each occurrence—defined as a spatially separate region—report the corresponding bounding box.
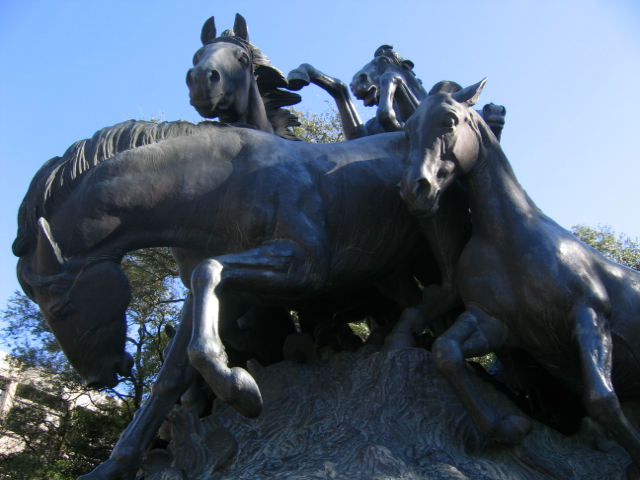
[190,259,223,291]
[432,337,465,376]
[584,391,622,424]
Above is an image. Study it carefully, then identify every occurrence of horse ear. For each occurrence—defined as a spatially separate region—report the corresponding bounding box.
[201,16,217,45]
[37,217,65,266]
[234,13,250,41]
[452,78,487,106]
[402,59,414,71]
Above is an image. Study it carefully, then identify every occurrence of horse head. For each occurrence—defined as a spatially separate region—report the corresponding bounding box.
[20,218,133,389]
[399,79,487,218]
[187,14,257,122]
[350,45,421,107]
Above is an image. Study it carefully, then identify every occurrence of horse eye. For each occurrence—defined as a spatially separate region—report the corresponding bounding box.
[238,54,250,68]
[192,54,200,66]
[442,113,458,128]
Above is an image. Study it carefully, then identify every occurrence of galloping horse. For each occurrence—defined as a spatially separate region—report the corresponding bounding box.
[15,119,437,479]
[288,45,507,140]
[399,79,640,469]
[186,14,301,140]
[185,15,473,348]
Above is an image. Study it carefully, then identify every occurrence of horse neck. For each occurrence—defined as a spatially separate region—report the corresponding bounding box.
[402,71,427,101]
[244,80,274,134]
[462,119,542,241]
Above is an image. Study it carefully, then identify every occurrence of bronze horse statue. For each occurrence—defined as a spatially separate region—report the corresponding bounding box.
[399,79,640,470]
[186,14,301,140]
[185,14,472,349]
[14,117,445,479]
[288,45,507,140]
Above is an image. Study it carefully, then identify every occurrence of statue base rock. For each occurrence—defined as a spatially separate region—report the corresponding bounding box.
[142,346,633,480]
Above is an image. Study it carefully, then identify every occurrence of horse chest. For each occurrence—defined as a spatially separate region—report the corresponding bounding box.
[458,237,577,352]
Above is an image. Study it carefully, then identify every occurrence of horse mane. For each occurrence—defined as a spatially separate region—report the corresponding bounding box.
[210,34,302,140]
[374,45,417,76]
[12,119,223,259]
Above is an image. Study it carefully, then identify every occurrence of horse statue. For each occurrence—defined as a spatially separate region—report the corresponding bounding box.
[184,14,474,351]
[287,45,507,140]
[14,115,454,478]
[398,78,640,471]
[186,14,301,140]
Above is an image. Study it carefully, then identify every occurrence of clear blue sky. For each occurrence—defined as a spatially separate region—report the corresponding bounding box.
[0,0,639,316]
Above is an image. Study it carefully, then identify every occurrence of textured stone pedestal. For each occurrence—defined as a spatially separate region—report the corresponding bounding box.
[143,347,633,480]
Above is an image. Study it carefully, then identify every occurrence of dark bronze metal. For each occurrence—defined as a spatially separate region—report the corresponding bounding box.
[399,78,640,471]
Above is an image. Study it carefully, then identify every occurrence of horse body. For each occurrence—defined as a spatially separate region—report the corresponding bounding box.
[37,123,420,305]
[16,120,430,479]
[400,79,640,467]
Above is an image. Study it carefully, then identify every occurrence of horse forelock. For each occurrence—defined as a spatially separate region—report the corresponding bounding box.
[13,120,219,260]
[373,44,415,73]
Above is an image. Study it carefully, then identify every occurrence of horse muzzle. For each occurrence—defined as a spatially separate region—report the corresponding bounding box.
[84,352,134,389]
[398,177,440,219]
[352,84,378,107]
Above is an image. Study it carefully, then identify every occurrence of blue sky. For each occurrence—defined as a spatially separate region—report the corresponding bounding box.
[0,0,639,320]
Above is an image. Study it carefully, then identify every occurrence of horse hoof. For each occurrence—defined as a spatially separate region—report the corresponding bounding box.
[287,70,310,91]
[226,367,263,419]
[491,415,533,445]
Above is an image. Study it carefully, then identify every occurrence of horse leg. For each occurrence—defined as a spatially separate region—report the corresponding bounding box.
[432,304,533,444]
[188,239,325,419]
[386,182,469,349]
[575,305,640,468]
[287,63,367,140]
[376,72,420,132]
[78,295,198,480]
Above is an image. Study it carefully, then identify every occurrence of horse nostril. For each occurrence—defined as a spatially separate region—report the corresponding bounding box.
[209,70,221,84]
[186,68,194,87]
[413,178,431,198]
[359,73,368,83]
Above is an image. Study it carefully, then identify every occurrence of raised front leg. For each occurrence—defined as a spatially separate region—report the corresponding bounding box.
[432,304,533,444]
[376,71,420,132]
[287,63,367,140]
[575,305,640,469]
[78,296,198,480]
[188,239,327,419]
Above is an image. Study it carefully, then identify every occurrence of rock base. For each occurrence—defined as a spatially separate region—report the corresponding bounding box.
[143,346,633,480]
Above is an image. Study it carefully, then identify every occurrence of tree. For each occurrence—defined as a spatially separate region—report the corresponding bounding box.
[0,247,184,479]
[572,224,640,271]
[291,105,345,143]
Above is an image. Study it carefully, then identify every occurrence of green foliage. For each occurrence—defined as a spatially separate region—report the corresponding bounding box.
[348,321,370,340]
[119,248,185,410]
[0,247,184,478]
[572,224,640,271]
[291,105,344,143]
